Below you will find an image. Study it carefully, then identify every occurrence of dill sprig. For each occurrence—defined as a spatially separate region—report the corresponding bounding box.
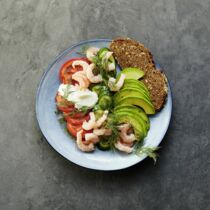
[92,55,109,84]
[76,45,90,56]
[65,106,90,117]
[104,115,120,150]
[62,84,74,100]
[78,106,90,114]
[58,117,66,124]
[134,145,160,164]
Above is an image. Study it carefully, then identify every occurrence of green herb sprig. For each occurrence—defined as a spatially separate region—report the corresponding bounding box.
[104,115,120,150]
[76,45,90,56]
[134,145,160,164]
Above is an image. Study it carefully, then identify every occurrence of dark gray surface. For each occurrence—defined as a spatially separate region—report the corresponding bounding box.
[0,0,210,209]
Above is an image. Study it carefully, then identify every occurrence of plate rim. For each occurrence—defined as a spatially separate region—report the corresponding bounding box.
[35,39,173,171]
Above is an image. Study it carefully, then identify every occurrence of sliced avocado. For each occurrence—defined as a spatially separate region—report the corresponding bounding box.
[123,79,149,94]
[115,112,145,140]
[122,83,149,96]
[114,88,151,103]
[114,105,150,129]
[114,96,155,115]
[115,111,148,137]
[119,67,145,80]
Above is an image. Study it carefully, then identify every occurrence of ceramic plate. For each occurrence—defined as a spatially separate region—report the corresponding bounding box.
[36,39,172,171]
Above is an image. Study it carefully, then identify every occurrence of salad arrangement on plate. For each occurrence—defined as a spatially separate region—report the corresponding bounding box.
[55,38,168,161]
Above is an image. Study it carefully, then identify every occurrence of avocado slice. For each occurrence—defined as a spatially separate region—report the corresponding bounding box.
[115,112,145,140]
[119,67,145,80]
[122,84,149,97]
[115,110,148,136]
[114,88,151,103]
[114,96,155,115]
[123,79,149,94]
[114,105,150,129]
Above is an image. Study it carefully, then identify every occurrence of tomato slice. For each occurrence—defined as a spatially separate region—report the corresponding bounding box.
[59,58,89,84]
[65,114,90,125]
[66,122,92,138]
[55,94,75,113]
[67,122,81,137]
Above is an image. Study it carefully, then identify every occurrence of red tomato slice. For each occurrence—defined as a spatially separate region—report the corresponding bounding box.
[59,58,89,84]
[55,94,74,113]
[70,112,88,119]
[67,122,81,137]
[66,122,92,138]
[65,114,90,125]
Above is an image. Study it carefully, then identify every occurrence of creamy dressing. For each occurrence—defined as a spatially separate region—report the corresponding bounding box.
[58,84,98,109]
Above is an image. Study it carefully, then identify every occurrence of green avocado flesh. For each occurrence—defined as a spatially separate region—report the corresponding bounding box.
[120,67,145,80]
[114,111,147,140]
[114,105,150,139]
[114,78,155,114]
[114,93,155,114]
[114,88,151,102]
[123,79,150,94]
[114,105,150,129]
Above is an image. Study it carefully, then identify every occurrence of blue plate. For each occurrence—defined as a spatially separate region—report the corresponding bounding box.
[36,39,172,171]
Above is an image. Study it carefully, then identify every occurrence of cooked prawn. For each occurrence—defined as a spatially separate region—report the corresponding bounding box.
[86,63,102,83]
[95,110,109,128]
[104,128,112,136]
[108,73,125,91]
[72,71,90,89]
[108,62,115,71]
[72,60,89,73]
[118,124,136,143]
[86,47,99,62]
[76,130,94,152]
[114,140,133,153]
[85,133,99,144]
[93,128,106,136]
[101,51,115,71]
[93,128,112,136]
[82,112,96,130]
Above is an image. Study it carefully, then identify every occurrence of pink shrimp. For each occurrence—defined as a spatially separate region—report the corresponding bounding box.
[94,110,109,128]
[86,63,102,83]
[82,112,96,130]
[76,130,94,152]
[114,140,133,153]
[118,124,136,143]
[84,133,99,144]
[72,71,90,89]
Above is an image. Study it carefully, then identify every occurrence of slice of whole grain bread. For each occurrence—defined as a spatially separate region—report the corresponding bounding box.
[110,37,168,111]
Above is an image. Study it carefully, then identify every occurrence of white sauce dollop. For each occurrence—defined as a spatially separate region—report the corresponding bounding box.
[58,84,98,109]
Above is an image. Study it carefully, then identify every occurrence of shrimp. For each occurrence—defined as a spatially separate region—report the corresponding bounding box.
[108,73,125,91]
[76,130,94,152]
[72,71,90,89]
[72,60,89,73]
[101,51,115,71]
[103,51,113,60]
[86,47,99,62]
[86,63,102,83]
[114,140,133,153]
[118,124,136,143]
[82,112,96,130]
[85,133,99,144]
[93,128,106,136]
[104,128,112,136]
[93,128,112,136]
[95,110,109,128]
[108,62,115,71]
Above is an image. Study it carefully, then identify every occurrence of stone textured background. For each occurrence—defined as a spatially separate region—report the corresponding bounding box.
[0,0,210,209]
